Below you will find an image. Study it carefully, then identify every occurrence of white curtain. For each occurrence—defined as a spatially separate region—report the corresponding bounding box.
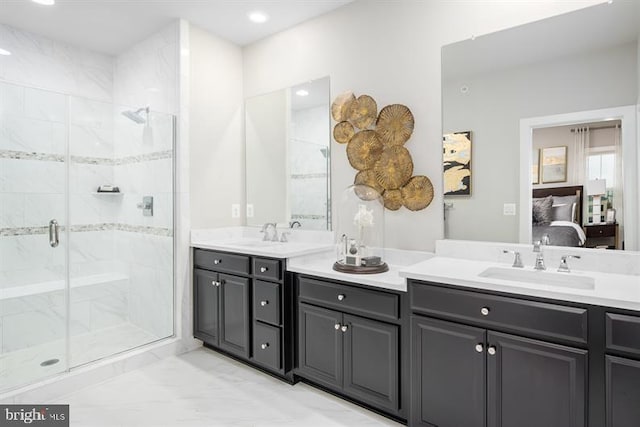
[572,126,589,184]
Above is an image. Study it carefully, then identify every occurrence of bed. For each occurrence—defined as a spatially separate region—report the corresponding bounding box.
[532,185,586,247]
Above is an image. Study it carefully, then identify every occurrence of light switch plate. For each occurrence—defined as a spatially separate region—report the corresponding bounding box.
[503,203,516,216]
[231,204,240,218]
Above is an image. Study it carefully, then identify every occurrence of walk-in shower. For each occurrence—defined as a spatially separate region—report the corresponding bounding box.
[0,82,175,393]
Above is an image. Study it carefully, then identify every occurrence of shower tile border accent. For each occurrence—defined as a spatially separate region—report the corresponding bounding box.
[0,149,172,165]
[0,150,65,162]
[0,224,172,237]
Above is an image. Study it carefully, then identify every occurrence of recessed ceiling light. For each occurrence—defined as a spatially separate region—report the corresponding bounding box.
[0,48,11,56]
[295,89,309,97]
[248,11,269,24]
[32,0,56,5]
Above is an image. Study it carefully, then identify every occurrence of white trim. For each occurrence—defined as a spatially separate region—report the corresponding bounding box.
[520,105,637,250]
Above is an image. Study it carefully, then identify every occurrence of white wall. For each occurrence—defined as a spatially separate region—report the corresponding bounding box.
[188,24,244,229]
[242,0,604,251]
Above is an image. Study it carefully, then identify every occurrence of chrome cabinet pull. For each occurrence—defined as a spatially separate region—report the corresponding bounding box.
[260,267,268,273]
[475,344,484,353]
[261,343,269,350]
[337,294,345,301]
[480,307,490,316]
[334,323,341,330]
[49,219,59,248]
[488,346,497,356]
[260,300,268,306]
[341,325,348,332]
[213,259,221,265]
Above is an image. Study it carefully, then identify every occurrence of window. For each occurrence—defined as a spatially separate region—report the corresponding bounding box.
[587,150,615,187]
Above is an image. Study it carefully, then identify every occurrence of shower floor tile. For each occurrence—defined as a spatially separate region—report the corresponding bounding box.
[53,347,401,426]
[0,323,159,392]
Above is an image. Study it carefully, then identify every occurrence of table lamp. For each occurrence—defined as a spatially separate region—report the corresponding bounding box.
[587,179,606,224]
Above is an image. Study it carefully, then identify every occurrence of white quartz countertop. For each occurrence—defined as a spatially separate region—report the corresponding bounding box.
[191,227,334,259]
[288,249,433,292]
[400,256,640,311]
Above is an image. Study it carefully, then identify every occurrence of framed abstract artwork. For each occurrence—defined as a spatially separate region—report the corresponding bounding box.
[443,131,471,195]
[541,146,567,183]
[532,149,540,184]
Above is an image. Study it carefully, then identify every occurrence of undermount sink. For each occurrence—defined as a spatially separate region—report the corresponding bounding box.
[226,240,283,248]
[478,267,595,290]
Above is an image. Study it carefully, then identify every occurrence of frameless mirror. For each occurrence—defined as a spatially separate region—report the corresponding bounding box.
[442,1,639,251]
[245,76,331,230]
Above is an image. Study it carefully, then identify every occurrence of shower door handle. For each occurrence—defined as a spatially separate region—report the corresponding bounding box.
[49,219,59,248]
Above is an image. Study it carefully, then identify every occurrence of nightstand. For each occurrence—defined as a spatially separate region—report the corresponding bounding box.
[583,223,619,249]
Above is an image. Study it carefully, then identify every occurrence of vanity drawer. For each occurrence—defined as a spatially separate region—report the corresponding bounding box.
[254,280,281,326]
[194,249,250,275]
[253,322,281,371]
[253,257,282,282]
[606,313,640,358]
[411,282,588,345]
[298,276,399,321]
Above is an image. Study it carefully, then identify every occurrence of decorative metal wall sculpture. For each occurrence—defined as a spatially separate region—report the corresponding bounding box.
[331,91,433,211]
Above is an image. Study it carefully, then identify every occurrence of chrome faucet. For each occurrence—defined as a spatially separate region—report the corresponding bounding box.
[503,250,524,268]
[261,223,278,242]
[289,220,302,229]
[558,255,581,273]
[533,234,550,270]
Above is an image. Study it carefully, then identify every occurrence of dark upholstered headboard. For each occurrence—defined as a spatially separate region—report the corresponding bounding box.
[533,185,583,225]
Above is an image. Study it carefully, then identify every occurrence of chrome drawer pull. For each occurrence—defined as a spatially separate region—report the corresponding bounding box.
[341,325,348,332]
[475,344,484,353]
[260,267,268,273]
[260,300,268,306]
[480,307,490,316]
[213,259,221,264]
[337,294,345,301]
[261,343,269,350]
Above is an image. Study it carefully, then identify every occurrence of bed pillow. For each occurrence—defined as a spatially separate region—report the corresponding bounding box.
[532,196,554,225]
[552,203,574,222]
[552,195,578,222]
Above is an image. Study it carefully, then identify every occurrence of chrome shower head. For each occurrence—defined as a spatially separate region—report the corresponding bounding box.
[121,107,149,124]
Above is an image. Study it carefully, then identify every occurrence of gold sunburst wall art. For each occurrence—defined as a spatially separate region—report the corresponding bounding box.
[331,91,434,211]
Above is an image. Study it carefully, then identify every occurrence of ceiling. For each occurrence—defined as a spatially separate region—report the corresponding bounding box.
[0,0,354,55]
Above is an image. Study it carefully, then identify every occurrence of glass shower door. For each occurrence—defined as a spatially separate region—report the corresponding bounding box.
[0,82,69,391]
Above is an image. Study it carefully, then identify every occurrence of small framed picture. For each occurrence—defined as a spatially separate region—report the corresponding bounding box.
[541,146,567,183]
[606,208,616,224]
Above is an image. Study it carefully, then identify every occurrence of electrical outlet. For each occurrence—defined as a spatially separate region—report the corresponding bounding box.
[246,204,254,218]
[231,204,240,218]
[503,203,516,216]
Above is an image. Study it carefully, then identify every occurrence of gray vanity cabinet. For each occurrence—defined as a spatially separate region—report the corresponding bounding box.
[410,280,588,427]
[296,275,404,419]
[605,312,640,427]
[193,267,250,358]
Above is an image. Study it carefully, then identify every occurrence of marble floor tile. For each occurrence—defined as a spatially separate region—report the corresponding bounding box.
[53,347,402,427]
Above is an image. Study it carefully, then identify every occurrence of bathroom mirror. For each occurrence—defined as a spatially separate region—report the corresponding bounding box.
[442,1,639,251]
[245,76,331,230]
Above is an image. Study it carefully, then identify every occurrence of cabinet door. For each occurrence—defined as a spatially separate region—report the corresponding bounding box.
[218,273,250,358]
[487,331,587,427]
[298,303,343,390]
[343,314,399,413]
[606,355,640,427]
[411,316,486,427]
[193,269,219,345]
